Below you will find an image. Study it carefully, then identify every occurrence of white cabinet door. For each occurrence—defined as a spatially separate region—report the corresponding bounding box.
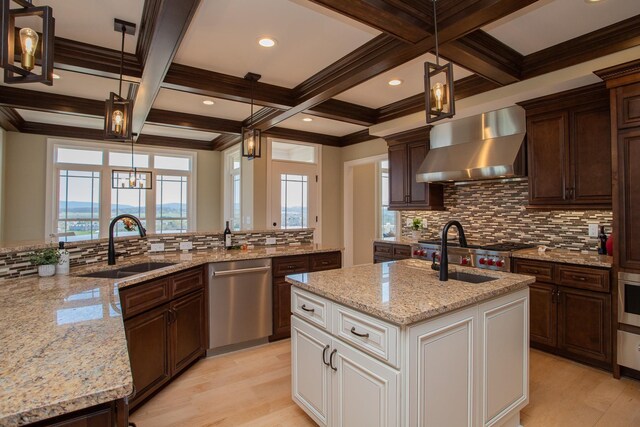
[330,338,400,427]
[479,288,529,427]
[291,316,332,426]
[408,305,477,427]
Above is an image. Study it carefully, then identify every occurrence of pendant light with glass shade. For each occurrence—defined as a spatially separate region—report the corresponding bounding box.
[1,0,55,85]
[241,72,262,160]
[104,19,135,141]
[424,0,455,124]
[111,139,152,190]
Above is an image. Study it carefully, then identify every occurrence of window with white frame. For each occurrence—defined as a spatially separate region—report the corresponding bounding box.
[50,141,195,242]
[379,160,397,238]
[229,150,241,230]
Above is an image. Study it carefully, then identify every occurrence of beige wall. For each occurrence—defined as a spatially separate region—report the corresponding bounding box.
[321,145,342,248]
[352,163,377,265]
[2,132,223,243]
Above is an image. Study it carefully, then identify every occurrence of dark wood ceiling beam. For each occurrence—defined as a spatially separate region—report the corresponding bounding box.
[264,127,342,147]
[53,37,142,79]
[136,0,162,66]
[136,133,214,150]
[212,134,242,151]
[522,13,640,80]
[146,109,242,134]
[306,99,377,126]
[131,0,201,138]
[340,129,376,147]
[0,86,104,116]
[0,107,24,132]
[439,30,522,85]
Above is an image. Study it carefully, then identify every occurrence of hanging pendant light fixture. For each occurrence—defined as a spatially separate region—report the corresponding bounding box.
[424,0,455,124]
[104,19,135,141]
[1,0,55,85]
[111,139,152,190]
[241,72,262,160]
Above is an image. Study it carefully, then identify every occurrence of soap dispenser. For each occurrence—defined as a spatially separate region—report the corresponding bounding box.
[56,241,70,275]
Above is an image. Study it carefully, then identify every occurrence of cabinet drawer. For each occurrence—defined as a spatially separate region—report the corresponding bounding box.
[373,242,393,256]
[310,251,341,272]
[374,256,393,264]
[273,255,310,277]
[332,304,400,368]
[170,267,205,298]
[558,265,610,292]
[514,260,555,283]
[291,287,331,331]
[393,244,412,259]
[618,330,640,371]
[120,278,171,319]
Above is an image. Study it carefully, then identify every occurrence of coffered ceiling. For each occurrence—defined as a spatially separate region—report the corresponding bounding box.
[1,0,640,150]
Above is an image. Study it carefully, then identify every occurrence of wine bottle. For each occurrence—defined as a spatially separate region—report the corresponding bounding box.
[598,226,607,255]
[224,221,232,249]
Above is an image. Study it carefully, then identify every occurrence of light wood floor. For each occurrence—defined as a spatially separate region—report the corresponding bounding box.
[131,341,640,427]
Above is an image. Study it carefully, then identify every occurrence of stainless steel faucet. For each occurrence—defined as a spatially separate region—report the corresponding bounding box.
[438,220,468,281]
[108,214,147,265]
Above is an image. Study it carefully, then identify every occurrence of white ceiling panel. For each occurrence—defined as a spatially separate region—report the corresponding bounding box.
[277,114,365,137]
[16,109,104,128]
[141,124,220,141]
[174,0,379,88]
[0,69,136,101]
[483,0,640,55]
[31,0,143,53]
[153,89,250,121]
[334,53,473,108]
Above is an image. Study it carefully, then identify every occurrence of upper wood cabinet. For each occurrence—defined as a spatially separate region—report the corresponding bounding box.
[385,127,444,211]
[520,83,612,209]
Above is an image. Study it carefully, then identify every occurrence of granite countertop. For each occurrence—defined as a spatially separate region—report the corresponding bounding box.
[374,237,417,245]
[512,247,612,269]
[286,258,534,326]
[0,244,341,426]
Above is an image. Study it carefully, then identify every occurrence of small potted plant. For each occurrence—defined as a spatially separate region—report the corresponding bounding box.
[30,247,61,277]
[411,218,423,240]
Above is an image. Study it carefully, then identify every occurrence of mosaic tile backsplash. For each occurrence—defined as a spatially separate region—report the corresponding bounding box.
[400,179,612,251]
[0,229,315,280]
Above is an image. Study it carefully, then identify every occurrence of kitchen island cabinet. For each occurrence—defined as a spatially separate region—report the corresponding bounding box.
[287,259,533,426]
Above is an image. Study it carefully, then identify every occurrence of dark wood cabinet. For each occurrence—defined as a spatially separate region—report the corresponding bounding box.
[28,400,128,427]
[617,128,640,271]
[270,251,342,341]
[385,128,444,211]
[373,241,412,264]
[520,83,612,209]
[514,259,612,370]
[120,266,207,410]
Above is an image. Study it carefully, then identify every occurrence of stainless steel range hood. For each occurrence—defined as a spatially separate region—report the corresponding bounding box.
[416,105,527,183]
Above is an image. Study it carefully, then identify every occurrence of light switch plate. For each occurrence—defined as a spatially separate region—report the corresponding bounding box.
[405,218,412,227]
[422,220,428,230]
[179,241,193,251]
[150,243,165,252]
[588,223,599,238]
[266,237,276,245]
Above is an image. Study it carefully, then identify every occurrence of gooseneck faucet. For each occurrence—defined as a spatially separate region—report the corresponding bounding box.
[439,220,468,281]
[108,214,146,265]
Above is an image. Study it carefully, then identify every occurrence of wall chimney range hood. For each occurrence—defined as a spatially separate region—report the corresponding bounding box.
[416,105,527,183]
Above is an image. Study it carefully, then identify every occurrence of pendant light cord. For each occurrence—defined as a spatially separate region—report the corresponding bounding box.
[433,0,439,66]
[118,26,125,97]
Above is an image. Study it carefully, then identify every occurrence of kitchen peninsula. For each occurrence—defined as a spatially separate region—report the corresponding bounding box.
[287,259,534,427]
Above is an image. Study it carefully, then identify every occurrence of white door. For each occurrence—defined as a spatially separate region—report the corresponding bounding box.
[291,316,332,426]
[330,338,400,427]
[270,161,318,233]
[408,305,477,427]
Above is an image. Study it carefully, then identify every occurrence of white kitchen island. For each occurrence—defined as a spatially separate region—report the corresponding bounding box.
[285,259,535,427]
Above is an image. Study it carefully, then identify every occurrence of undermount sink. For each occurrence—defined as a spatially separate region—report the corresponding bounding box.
[80,262,176,279]
[447,271,498,284]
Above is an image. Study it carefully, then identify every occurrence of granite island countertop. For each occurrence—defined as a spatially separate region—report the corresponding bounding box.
[0,244,341,426]
[286,258,534,326]
[512,247,612,269]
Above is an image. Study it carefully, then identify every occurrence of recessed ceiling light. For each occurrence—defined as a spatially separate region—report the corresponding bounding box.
[584,0,602,3]
[302,117,313,122]
[52,73,60,79]
[388,79,403,86]
[202,100,215,105]
[258,38,276,48]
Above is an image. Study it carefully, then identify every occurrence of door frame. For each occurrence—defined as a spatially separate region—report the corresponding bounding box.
[343,154,388,267]
[265,138,322,244]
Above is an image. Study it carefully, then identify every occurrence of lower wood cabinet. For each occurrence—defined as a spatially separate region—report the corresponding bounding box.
[514,259,612,369]
[373,242,412,264]
[120,266,207,410]
[28,400,128,427]
[270,251,342,341]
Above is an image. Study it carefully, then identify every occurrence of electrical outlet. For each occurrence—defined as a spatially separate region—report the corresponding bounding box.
[405,218,412,227]
[588,223,599,238]
[422,220,428,230]
[150,243,165,252]
[266,237,276,245]
[179,241,193,251]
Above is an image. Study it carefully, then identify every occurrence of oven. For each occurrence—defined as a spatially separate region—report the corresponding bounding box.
[618,271,640,327]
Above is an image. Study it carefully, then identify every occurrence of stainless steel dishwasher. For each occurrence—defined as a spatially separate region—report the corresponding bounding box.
[208,258,272,355]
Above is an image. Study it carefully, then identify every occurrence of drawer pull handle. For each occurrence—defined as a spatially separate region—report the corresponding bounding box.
[288,265,295,269]
[301,304,315,313]
[322,345,330,366]
[528,269,540,274]
[572,275,587,281]
[321,261,329,265]
[350,327,370,338]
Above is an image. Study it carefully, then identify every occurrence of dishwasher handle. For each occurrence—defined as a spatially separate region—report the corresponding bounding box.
[212,266,271,277]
